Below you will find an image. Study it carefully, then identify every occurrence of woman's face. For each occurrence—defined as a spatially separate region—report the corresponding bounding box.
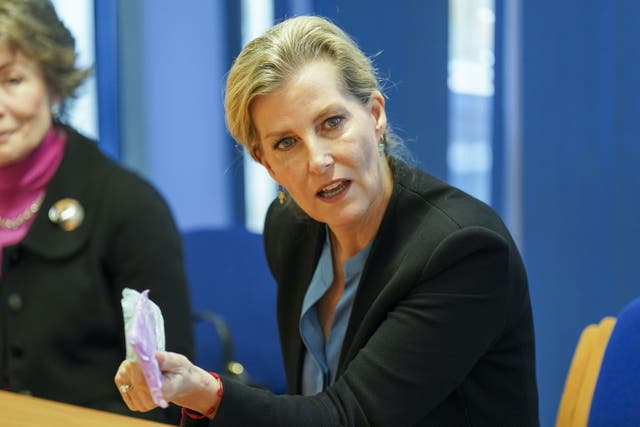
[0,45,53,168]
[252,59,392,234]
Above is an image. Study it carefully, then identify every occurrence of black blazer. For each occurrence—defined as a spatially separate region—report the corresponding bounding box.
[189,159,539,427]
[0,127,194,423]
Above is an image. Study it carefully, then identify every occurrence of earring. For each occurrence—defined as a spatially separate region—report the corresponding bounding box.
[277,185,286,205]
[378,134,387,156]
[51,102,61,120]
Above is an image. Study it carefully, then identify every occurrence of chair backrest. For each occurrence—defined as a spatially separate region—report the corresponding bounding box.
[587,296,640,427]
[556,295,640,427]
[182,227,286,393]
[555,317,616,427]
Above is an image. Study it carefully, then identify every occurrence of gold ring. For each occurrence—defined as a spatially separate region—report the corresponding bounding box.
[119,384,132,393]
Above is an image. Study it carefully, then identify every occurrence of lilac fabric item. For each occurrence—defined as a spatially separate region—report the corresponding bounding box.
[125,289,168,408]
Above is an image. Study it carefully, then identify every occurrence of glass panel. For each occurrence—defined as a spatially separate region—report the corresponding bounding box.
[50,0,98,139]
[448,0,495,203]
[241,0,276,233]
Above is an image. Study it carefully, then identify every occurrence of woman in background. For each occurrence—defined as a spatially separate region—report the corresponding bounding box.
[0,0,193,423]
[116,15,539,426]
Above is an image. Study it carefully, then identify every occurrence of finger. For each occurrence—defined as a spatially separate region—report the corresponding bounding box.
[117,380,139,411]
[119,378,159,412]
[115,360,138,406]
[121,361,147,389]
[126,388,159,412]
[155,350,187,371]
[156,352,182,398]
[120,387,137,410]
[115,360,157,411]
[114,360,133,387]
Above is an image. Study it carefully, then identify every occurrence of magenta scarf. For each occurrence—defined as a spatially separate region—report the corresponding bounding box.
[0,126,66,271]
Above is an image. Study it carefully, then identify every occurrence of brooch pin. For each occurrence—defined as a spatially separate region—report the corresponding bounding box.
[48,198,85,231]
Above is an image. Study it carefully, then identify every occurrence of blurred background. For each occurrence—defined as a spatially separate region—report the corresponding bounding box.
[54,0,640,425]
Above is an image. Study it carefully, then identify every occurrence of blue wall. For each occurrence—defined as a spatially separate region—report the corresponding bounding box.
[328,1,449,181]
[494,1,640,425]
[115,0,236,231]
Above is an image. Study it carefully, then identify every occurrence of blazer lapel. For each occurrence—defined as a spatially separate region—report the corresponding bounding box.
[337,185,405,371]
[338,161,428,372]
[275,221,326,393]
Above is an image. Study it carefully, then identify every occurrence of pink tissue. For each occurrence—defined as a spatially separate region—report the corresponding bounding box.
[127,289,168,408]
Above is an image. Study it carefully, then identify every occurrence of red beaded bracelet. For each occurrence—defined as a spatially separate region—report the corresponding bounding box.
[180,372,224,421]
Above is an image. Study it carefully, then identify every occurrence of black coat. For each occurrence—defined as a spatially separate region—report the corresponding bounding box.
[187,158,539,427]
[0,127,194,423]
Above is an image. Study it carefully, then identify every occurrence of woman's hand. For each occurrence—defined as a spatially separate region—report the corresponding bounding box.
[115,351,221,415]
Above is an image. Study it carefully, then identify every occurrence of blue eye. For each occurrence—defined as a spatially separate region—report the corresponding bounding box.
[325,116,343,129]
[4,76,23,86]
[274,137,295,150]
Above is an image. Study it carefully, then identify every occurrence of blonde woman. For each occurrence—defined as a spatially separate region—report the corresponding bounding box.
[116,15,539,426]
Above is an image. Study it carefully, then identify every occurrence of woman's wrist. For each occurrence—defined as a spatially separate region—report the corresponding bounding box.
[181,371,223,420]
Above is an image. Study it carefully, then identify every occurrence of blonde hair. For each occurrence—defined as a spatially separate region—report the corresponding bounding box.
[0,0,91,116]
[225,15,390,162]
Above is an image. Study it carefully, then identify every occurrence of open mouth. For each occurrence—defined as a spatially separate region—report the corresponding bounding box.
[0,131,14,142]
[317,180,351,199]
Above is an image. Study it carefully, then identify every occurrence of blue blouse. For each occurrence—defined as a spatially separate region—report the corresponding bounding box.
[299,231,372,395]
